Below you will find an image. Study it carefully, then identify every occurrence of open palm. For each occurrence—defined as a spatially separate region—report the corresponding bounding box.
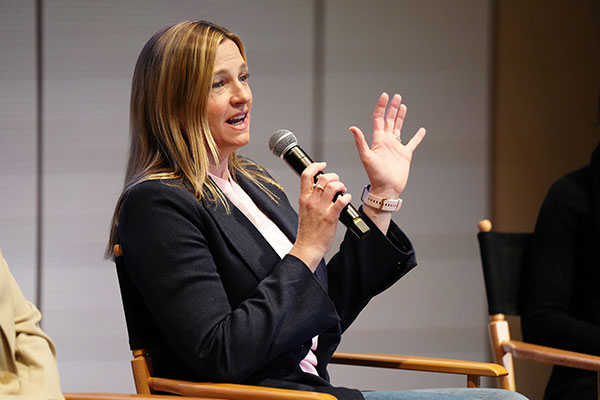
[350,92,426,197]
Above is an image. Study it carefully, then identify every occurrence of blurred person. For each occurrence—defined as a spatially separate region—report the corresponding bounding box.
[0,249,64,399]
[521,142,600,400]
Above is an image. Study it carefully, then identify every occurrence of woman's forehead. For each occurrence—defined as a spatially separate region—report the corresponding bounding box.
[213,39,246,72]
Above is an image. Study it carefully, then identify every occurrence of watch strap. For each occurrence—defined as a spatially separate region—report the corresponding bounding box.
[361,185,403,212]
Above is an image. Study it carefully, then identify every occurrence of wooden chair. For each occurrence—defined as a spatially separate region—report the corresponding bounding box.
[128,348,508,399]
[64,394,218,400]
[477,219,600,397]
[114,244,508,400]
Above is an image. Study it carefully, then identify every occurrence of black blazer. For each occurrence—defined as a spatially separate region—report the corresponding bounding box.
[115,170,416,400]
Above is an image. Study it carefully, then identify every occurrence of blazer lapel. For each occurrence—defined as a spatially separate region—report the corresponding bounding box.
[237,175,328,289]
[204,173,328,288]
[236,174,298,243]
[202,194,278,281]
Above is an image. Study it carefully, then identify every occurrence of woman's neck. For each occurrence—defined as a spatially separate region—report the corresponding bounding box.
[209,156,230,180]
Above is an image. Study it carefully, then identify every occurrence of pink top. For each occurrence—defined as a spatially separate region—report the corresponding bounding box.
[209,172,319,376]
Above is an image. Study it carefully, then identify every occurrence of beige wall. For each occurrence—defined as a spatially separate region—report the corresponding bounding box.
[493,0,600,398]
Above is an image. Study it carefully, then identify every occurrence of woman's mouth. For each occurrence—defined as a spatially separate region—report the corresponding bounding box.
[226,112,248,126]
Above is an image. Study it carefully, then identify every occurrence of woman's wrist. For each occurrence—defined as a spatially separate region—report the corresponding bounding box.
[360,203,393,234]
[289,245,323,273]
[367,185,400,199]
[361,185,402,212]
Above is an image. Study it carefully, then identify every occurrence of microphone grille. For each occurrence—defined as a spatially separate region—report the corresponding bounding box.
[269,129,298,158]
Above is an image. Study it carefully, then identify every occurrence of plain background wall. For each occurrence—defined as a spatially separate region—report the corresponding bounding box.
[0,0,37,305]
[1,0,493,394]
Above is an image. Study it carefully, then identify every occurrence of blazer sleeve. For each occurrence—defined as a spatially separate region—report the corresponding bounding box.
[0,250,64,400]
[118,181,340,383]
[326,207,417,331]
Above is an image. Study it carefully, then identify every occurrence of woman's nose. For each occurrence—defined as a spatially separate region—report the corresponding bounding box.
[231,82,251,105]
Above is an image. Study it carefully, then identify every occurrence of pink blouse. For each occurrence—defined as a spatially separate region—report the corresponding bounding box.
[209,172,319,375]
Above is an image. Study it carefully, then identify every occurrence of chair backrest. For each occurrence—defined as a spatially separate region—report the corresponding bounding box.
[477,220,532,316]
[476,219,533,391]
[113,245,156,394]
[113,244,148,353]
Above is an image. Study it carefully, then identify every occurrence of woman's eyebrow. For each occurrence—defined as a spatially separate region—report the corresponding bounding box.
[212,62,248,76]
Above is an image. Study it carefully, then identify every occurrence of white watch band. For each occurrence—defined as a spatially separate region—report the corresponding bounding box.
[361,185,403,212]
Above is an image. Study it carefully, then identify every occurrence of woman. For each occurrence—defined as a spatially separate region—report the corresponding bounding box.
[521,143,600,400]
[108,20,526,400]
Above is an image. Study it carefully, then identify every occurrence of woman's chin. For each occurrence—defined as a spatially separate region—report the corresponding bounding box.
[237,133,251,149]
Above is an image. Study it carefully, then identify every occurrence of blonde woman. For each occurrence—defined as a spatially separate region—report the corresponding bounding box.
[108,21,526,400]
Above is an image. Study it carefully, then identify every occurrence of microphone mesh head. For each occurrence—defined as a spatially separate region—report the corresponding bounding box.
[269,129,298,158]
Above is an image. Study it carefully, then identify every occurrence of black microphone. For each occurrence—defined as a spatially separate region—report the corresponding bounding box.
[269,129,371,239]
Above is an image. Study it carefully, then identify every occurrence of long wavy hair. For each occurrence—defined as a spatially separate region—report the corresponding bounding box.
[106,20,280,258]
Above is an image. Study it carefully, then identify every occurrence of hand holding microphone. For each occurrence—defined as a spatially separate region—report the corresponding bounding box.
[269,129,371,240]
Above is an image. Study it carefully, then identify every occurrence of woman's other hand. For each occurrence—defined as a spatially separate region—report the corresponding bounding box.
[349,92,426,233]
[349,92,426,200]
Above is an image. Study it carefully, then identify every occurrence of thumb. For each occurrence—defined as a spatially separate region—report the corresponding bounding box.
[349,126,370,160]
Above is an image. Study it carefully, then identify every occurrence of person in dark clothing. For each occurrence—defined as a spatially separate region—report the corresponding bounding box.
[521,143,600,400]
[108,20,526,400]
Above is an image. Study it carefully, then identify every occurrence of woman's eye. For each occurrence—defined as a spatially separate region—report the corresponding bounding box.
[212,80,224,89]
[240,73,250,83]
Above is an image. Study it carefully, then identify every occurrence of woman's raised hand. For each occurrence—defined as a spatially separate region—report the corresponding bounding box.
[349,92,426,200]
[288,162,352,272]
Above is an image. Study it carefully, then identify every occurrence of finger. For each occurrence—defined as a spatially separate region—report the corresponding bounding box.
[321,180,346,202]
[332,192,352,211]
[405,127,426,152]
[384,94,402,134]
[315,172,340,186]
[320,180,350,209]
[372,92,389,133]
[394,103,407,138]
[301,162,326,194]
[349,126,371,161]
[312,173,340,195]
[313,182,325,193]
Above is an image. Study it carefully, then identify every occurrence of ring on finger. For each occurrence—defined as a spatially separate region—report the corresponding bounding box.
[313,183,325,191]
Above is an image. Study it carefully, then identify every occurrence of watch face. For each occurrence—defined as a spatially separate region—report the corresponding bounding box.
[361,185,370,201]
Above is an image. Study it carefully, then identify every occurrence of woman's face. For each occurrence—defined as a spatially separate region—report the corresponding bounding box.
[207,39,252,160]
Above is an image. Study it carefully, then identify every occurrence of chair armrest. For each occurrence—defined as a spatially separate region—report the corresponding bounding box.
[148,378,337,400]
[503,340,600,371]
[65,394,214,400]
[330,352,508,377]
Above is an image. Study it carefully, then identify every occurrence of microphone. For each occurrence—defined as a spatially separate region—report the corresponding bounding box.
[269,129,371,239]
